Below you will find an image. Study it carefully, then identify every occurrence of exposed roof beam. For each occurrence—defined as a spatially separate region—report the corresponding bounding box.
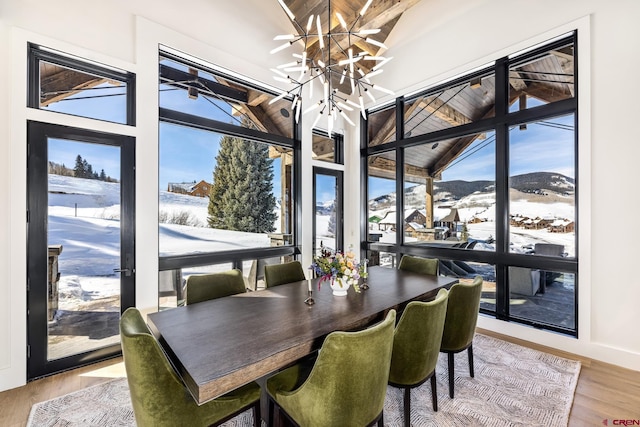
[368,156,430,182]
[416,97,472,127]
[40,70,106,106]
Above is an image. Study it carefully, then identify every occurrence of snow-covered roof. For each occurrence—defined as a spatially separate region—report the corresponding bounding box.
[377,210,398,224]
[406,222,424,230]
[168,182,196,192]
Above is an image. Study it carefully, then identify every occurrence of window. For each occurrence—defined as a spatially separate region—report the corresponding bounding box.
[158,50,300,308]
[158,122,293,255]
[311,130,343,164]
[368,103,396,146]
[402,71,496,139]
[508,114,575,257]
[159,56,293,138]
[363,33,577,336]
[28,44,135,125]
[367,151,397,245]
[403,131,496,250]
[313,167,343,256]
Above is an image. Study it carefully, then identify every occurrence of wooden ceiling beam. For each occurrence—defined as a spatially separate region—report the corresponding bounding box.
[40,70,107,106]
[312,138,334,159]
[416,97,472,127]
[368,156,430,182]
[369,107,398,147]
[550,50,575,96]
[216,78,287,136]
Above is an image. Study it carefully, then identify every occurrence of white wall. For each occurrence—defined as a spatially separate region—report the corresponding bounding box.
[1,0,639,392]
[0,16,16,385]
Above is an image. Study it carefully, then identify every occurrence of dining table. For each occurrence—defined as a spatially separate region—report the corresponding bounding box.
[146,265,458,405]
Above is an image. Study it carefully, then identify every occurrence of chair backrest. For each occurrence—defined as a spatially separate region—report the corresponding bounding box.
[263,260,306,288]
[389,288,449,385]
[440,276,483,352]
[185,269,246,305]
[285,310,396,426]
[120,307,200,426]
[398,255,439,276]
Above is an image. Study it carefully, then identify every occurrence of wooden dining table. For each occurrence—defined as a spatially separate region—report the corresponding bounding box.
[146,265,458,405]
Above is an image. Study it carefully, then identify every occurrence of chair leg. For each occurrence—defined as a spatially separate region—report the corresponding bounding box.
[403,387,411,427]
[253,401,262,427]
[268,398,274,427]
[468,344,475,378]
[430,374,438,412]
[447,352,455,398]
[377,411,384,427]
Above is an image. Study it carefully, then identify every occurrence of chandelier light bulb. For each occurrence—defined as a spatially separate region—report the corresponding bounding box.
[270,42,292,54]
[278,0,295,20]
[306,15,314,32]
[356,28,381,35]
[274,34,296,40]
[365,88,376,103]
[360,0,373,16]
[336,12,348,30]
[316,15,324,49]
[337,101,354,111]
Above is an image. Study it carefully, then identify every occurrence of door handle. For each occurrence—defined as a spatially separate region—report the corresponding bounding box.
[114,268,133,277]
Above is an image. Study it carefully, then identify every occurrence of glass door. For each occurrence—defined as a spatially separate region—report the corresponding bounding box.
[313,167,343,256]
[27,122,135,379]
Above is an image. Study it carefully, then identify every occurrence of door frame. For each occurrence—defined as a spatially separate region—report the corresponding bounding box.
[312,167,344,254]
[26,121,135,380]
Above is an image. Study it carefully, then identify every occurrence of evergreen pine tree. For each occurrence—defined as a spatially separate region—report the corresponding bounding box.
[85,162,94,179]
[208,134,277,233]
[73,155,85,178]
[327,203,336,237]
[99,169,107,181]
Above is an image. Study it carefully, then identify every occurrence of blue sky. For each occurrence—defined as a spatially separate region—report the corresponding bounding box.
[45,76,574,204]
[315,174,337,204]
[368,113,575,200]
[49,138,121,180]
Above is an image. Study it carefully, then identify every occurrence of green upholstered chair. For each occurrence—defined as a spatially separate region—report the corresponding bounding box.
[264,260,306,288]
[266,310,397,427]
[185,269,247,305]
[439,275,483,398]
[398,255,439,276]
[388,288,449,426]
[120,307,261,427]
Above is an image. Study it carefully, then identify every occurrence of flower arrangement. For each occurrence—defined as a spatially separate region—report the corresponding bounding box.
[310,247,368,293]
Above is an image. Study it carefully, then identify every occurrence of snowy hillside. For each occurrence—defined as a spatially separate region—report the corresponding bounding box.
[48,174,281,308]
[370,173,575,257]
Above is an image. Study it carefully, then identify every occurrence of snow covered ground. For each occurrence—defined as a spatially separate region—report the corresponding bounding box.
[48,174,574,311]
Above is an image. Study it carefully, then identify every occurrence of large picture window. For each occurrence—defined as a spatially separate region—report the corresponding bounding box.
[363,33,577,336]
[158,50,300,307]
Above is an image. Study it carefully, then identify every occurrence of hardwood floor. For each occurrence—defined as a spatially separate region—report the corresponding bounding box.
[1,331,639,426]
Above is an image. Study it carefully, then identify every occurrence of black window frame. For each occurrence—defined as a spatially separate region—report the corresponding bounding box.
[312,129,344,164]
[312,166,344,256]
[27,43,136,126]
[157,50,302,281]
[361,32,578,336]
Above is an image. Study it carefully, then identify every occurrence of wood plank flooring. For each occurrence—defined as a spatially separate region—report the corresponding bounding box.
[1,330,639,426]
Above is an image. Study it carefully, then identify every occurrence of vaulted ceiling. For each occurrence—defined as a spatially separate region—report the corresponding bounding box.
[38,1,574,180]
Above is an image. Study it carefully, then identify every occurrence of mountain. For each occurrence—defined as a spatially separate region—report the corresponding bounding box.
[373,172,574,211]
[433,180,495,202]
[509,172,574,195]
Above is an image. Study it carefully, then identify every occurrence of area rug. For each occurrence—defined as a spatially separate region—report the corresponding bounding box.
[27,334,580,427]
